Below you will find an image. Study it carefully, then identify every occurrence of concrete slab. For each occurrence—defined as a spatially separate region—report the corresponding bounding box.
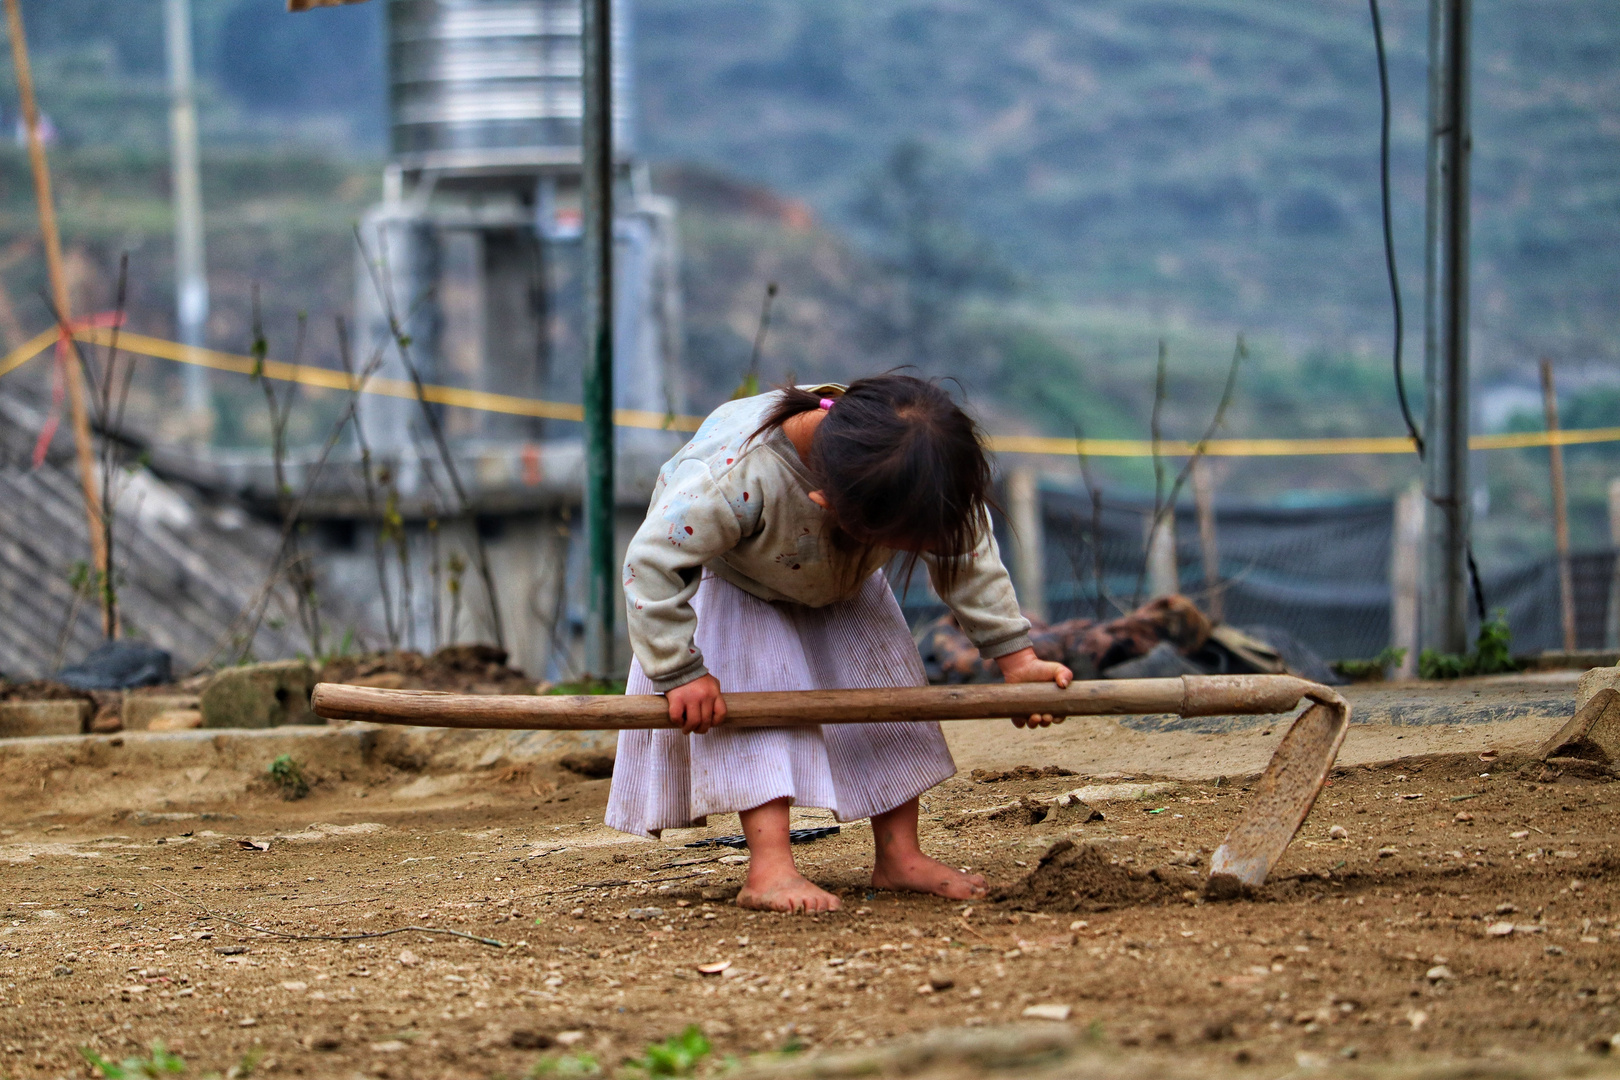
[944,674,1580,783]
[0,699,88,737]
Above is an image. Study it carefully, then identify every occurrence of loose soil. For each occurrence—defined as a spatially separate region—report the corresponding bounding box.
[3,732,1620,1079]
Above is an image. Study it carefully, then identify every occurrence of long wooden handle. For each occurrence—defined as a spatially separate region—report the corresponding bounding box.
[311,674,1323,730]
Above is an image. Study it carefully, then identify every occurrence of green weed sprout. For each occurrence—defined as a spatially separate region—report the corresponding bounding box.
[1332,646,1407,681]
[627,1026,712,1077]
[1418,611,1517,679]
[529,1052,602,1077]
[79,1040,185,1078]
[268,754,310,799]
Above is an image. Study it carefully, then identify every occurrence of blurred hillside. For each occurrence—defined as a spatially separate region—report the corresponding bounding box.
[0,0,1616,559]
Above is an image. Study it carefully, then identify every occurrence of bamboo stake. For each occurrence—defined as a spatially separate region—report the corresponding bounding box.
[1541,359,1576,652]
[1193,458,1221,621]
[1607,478,1620,651]
[4,0,107,601]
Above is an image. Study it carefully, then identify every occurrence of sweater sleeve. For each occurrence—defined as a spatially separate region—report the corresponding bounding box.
[925,512,1033,661]
[622,458,746,692]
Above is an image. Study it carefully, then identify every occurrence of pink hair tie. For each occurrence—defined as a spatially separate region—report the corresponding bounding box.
[818,397,835,410]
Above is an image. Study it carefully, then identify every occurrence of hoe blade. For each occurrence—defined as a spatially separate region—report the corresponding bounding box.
[1207,693,1350,896]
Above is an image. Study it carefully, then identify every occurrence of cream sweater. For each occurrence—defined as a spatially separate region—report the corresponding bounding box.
[622,389,1032,691]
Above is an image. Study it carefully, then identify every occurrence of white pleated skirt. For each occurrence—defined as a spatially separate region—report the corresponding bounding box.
[605,571,957,838]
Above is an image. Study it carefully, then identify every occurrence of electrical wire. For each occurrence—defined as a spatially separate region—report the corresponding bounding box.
[1369,0,1423,456]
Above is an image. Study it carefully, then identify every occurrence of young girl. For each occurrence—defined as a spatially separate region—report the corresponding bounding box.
[608,374,1072,913]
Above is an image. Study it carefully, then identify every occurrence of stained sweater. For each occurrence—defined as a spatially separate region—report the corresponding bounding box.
[622,388,1033,692]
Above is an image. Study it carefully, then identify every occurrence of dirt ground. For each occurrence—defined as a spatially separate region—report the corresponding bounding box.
[3,683,1620,1079]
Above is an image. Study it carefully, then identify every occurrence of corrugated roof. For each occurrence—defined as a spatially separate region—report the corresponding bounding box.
[0,389,313,680]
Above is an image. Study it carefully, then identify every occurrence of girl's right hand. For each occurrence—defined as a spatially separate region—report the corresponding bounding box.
[665,674,727,735]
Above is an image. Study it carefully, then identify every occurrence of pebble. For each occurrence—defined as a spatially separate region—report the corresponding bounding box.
[214,945,248,956]
[556,1031,585,1047]
[1510,830,1530,840]
[719,854,750,865]
[627,907,665,921]
[397,949,419,967]
[1425,965,1452,982]
[1486,922,1515,937]
[1454,812,1473,823]
[1022,1003,1072,1022]
[1377,847,1398,858]
[1328,826,1349,840]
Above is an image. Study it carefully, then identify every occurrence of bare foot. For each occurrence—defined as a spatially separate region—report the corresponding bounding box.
[736,869,842,913]
[871,851,987,900]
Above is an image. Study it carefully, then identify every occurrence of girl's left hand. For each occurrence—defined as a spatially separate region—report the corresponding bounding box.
[995,647,1073,729]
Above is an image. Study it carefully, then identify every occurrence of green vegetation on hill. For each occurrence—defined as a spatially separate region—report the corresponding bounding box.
[637,0,1620,380]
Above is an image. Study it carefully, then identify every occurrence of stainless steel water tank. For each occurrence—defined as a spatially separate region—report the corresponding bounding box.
[388,0,632,173]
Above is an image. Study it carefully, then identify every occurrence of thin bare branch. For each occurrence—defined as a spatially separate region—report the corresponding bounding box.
[355,224,506,651]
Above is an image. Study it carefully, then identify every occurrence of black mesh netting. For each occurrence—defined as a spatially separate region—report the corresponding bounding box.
[900,484,1615,661]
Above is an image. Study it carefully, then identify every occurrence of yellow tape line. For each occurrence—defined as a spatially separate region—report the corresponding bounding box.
[2,326,1616,458]
[0,326,59,380]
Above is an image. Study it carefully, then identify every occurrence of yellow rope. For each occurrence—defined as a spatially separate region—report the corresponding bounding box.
[3,325,1616,458]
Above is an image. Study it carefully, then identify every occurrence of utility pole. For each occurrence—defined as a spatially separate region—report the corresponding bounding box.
[581,0,616,680]
[4,0,106,586]
[1420,0,1473,655]
[165,0,211,425]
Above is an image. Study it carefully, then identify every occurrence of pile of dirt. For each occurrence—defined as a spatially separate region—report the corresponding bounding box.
[318,644,536,694]
[970,764,1077,783]
[992,837,1183,912]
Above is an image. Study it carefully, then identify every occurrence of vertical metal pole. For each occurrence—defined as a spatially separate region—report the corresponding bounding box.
[4,0,105,581]
[165,0,210,422]
[1541,360,1576,653]
[1420,0,1473,655]
[582,0,616,679]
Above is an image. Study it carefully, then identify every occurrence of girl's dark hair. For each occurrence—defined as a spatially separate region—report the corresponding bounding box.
[752,374,996,591]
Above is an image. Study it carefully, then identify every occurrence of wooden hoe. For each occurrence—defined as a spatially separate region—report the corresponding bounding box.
[312,674,1350,896]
